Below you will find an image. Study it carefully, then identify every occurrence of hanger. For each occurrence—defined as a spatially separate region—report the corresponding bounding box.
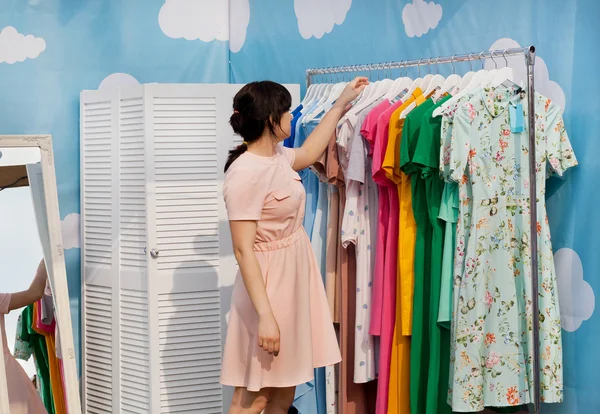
[302,69,323,108]
[419,59,435,95]
[423,57,446,99]
[489,49,515,88]
[303,70,335,123]
[322,69,347,112]
[371,65,394,101]
[399,59,424,102]
[305,70,348,122]
[456,54,476,92]
[302,82,317,106]
[480,51,501,89]
[438,56,461,96]
[347,64,390,117]
[432,53,489,117]
[398,59,426,118]
[385,62,411,102]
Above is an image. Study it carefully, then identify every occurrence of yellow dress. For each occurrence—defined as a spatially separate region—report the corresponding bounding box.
[384,88,425,413]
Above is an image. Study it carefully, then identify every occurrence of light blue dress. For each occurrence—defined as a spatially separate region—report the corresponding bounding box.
[292,109,327,414]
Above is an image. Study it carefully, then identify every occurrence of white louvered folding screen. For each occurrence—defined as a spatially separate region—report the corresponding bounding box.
[146,85,223,413]
[118,87,151,413]
[80,89,118,414]
[81,83,300,414]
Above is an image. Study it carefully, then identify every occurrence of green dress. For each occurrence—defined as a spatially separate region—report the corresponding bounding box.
[400,97,442,414]
[444,89,577,411]
[412,94,454,414]
[20,305,54,414]
[438,181,459,329]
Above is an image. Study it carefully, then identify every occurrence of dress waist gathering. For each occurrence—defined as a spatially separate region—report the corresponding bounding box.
[253,227,307,252]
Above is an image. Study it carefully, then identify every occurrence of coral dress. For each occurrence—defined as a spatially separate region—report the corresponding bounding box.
[0,293,48,414]
[220,146,342,391]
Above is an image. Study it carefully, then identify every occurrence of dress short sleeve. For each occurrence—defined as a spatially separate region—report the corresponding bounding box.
[14,314,33,361]
[0,293,11,314]
[447,104,473,183]
[439,115,453,180]
[279,145,296,167]
[545,99,577,177]
[223,166,269,221]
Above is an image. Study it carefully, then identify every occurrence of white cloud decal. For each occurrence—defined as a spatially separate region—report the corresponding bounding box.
[158,0,248,52]
[402,0,442,38]
[230,0,250,53]
[294,0,352,40]
[0,26,46,64]
[554,248,595,332]
[61,213,80,250]
[485,38,566,112]
[98,73,139,90]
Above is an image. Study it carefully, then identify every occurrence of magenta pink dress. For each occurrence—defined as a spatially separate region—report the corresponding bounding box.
[361,99,404,414]
[0,293,48,414]
[219,146,342,391]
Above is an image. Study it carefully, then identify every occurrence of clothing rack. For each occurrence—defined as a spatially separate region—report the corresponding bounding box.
[306,46,543,414]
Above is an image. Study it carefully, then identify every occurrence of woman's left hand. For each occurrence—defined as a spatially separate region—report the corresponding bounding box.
[336,76,369,107]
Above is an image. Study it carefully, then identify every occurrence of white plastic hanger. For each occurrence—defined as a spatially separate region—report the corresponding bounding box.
[440,74,461,95]
[457,71,475,92]
[432,53,490,117]
[302,83,317,106]
[323,81,347,112]
[303,81,334,123]
[304,77,348,123]
[303,83,322,108]
[303,72,326,106]
[347,66,392,117]
[398,63,427,118]
[438,58,462,96]
[489,50,515,88]
[420,74,434,96]
[306,82,329,109]
[385,74,412,102]
[423,59,446,99]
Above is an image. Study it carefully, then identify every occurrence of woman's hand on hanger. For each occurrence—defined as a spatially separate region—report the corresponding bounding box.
[8,258,47,312]
[292,76,369,171]
[335,76,369,108]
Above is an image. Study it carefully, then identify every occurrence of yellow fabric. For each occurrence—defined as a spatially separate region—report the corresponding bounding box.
[386,88,425,414]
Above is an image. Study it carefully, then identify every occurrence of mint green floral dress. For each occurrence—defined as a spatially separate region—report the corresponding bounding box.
[442,88,577,412]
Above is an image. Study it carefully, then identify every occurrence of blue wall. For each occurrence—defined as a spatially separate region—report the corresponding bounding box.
[0,0,597,412]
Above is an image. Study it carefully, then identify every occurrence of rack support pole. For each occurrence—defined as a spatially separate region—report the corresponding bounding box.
[525,45,542,414]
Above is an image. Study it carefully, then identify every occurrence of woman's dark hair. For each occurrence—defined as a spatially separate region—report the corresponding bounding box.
[224,81,292,172]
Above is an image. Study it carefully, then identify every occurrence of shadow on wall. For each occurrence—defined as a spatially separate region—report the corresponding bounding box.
[152,224,235,412]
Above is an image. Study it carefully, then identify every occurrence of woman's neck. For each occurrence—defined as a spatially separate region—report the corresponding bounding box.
[247,135,277,157]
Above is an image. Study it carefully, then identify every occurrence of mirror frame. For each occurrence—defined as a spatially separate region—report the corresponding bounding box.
[0,135,81,414]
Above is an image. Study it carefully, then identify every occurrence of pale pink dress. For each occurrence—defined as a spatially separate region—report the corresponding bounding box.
[0,293,48,414]
[220,146,342,391]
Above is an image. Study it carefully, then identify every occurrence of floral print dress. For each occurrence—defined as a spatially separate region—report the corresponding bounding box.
[443,88,577,412]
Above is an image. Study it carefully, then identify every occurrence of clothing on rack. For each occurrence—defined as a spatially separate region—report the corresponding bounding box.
[445,89,575,411]
[437,182,459,328]
[289,112,331,414]
[337,99,380,384]
[401,93,452,414]
[1,294,48,414]
[299,46,575,414]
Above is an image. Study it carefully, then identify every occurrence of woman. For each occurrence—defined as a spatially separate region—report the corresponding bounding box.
[1,259,49,413]
[220,77,368,414]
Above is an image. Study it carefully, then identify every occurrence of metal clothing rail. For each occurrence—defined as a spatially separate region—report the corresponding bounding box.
[307,46,543,414]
